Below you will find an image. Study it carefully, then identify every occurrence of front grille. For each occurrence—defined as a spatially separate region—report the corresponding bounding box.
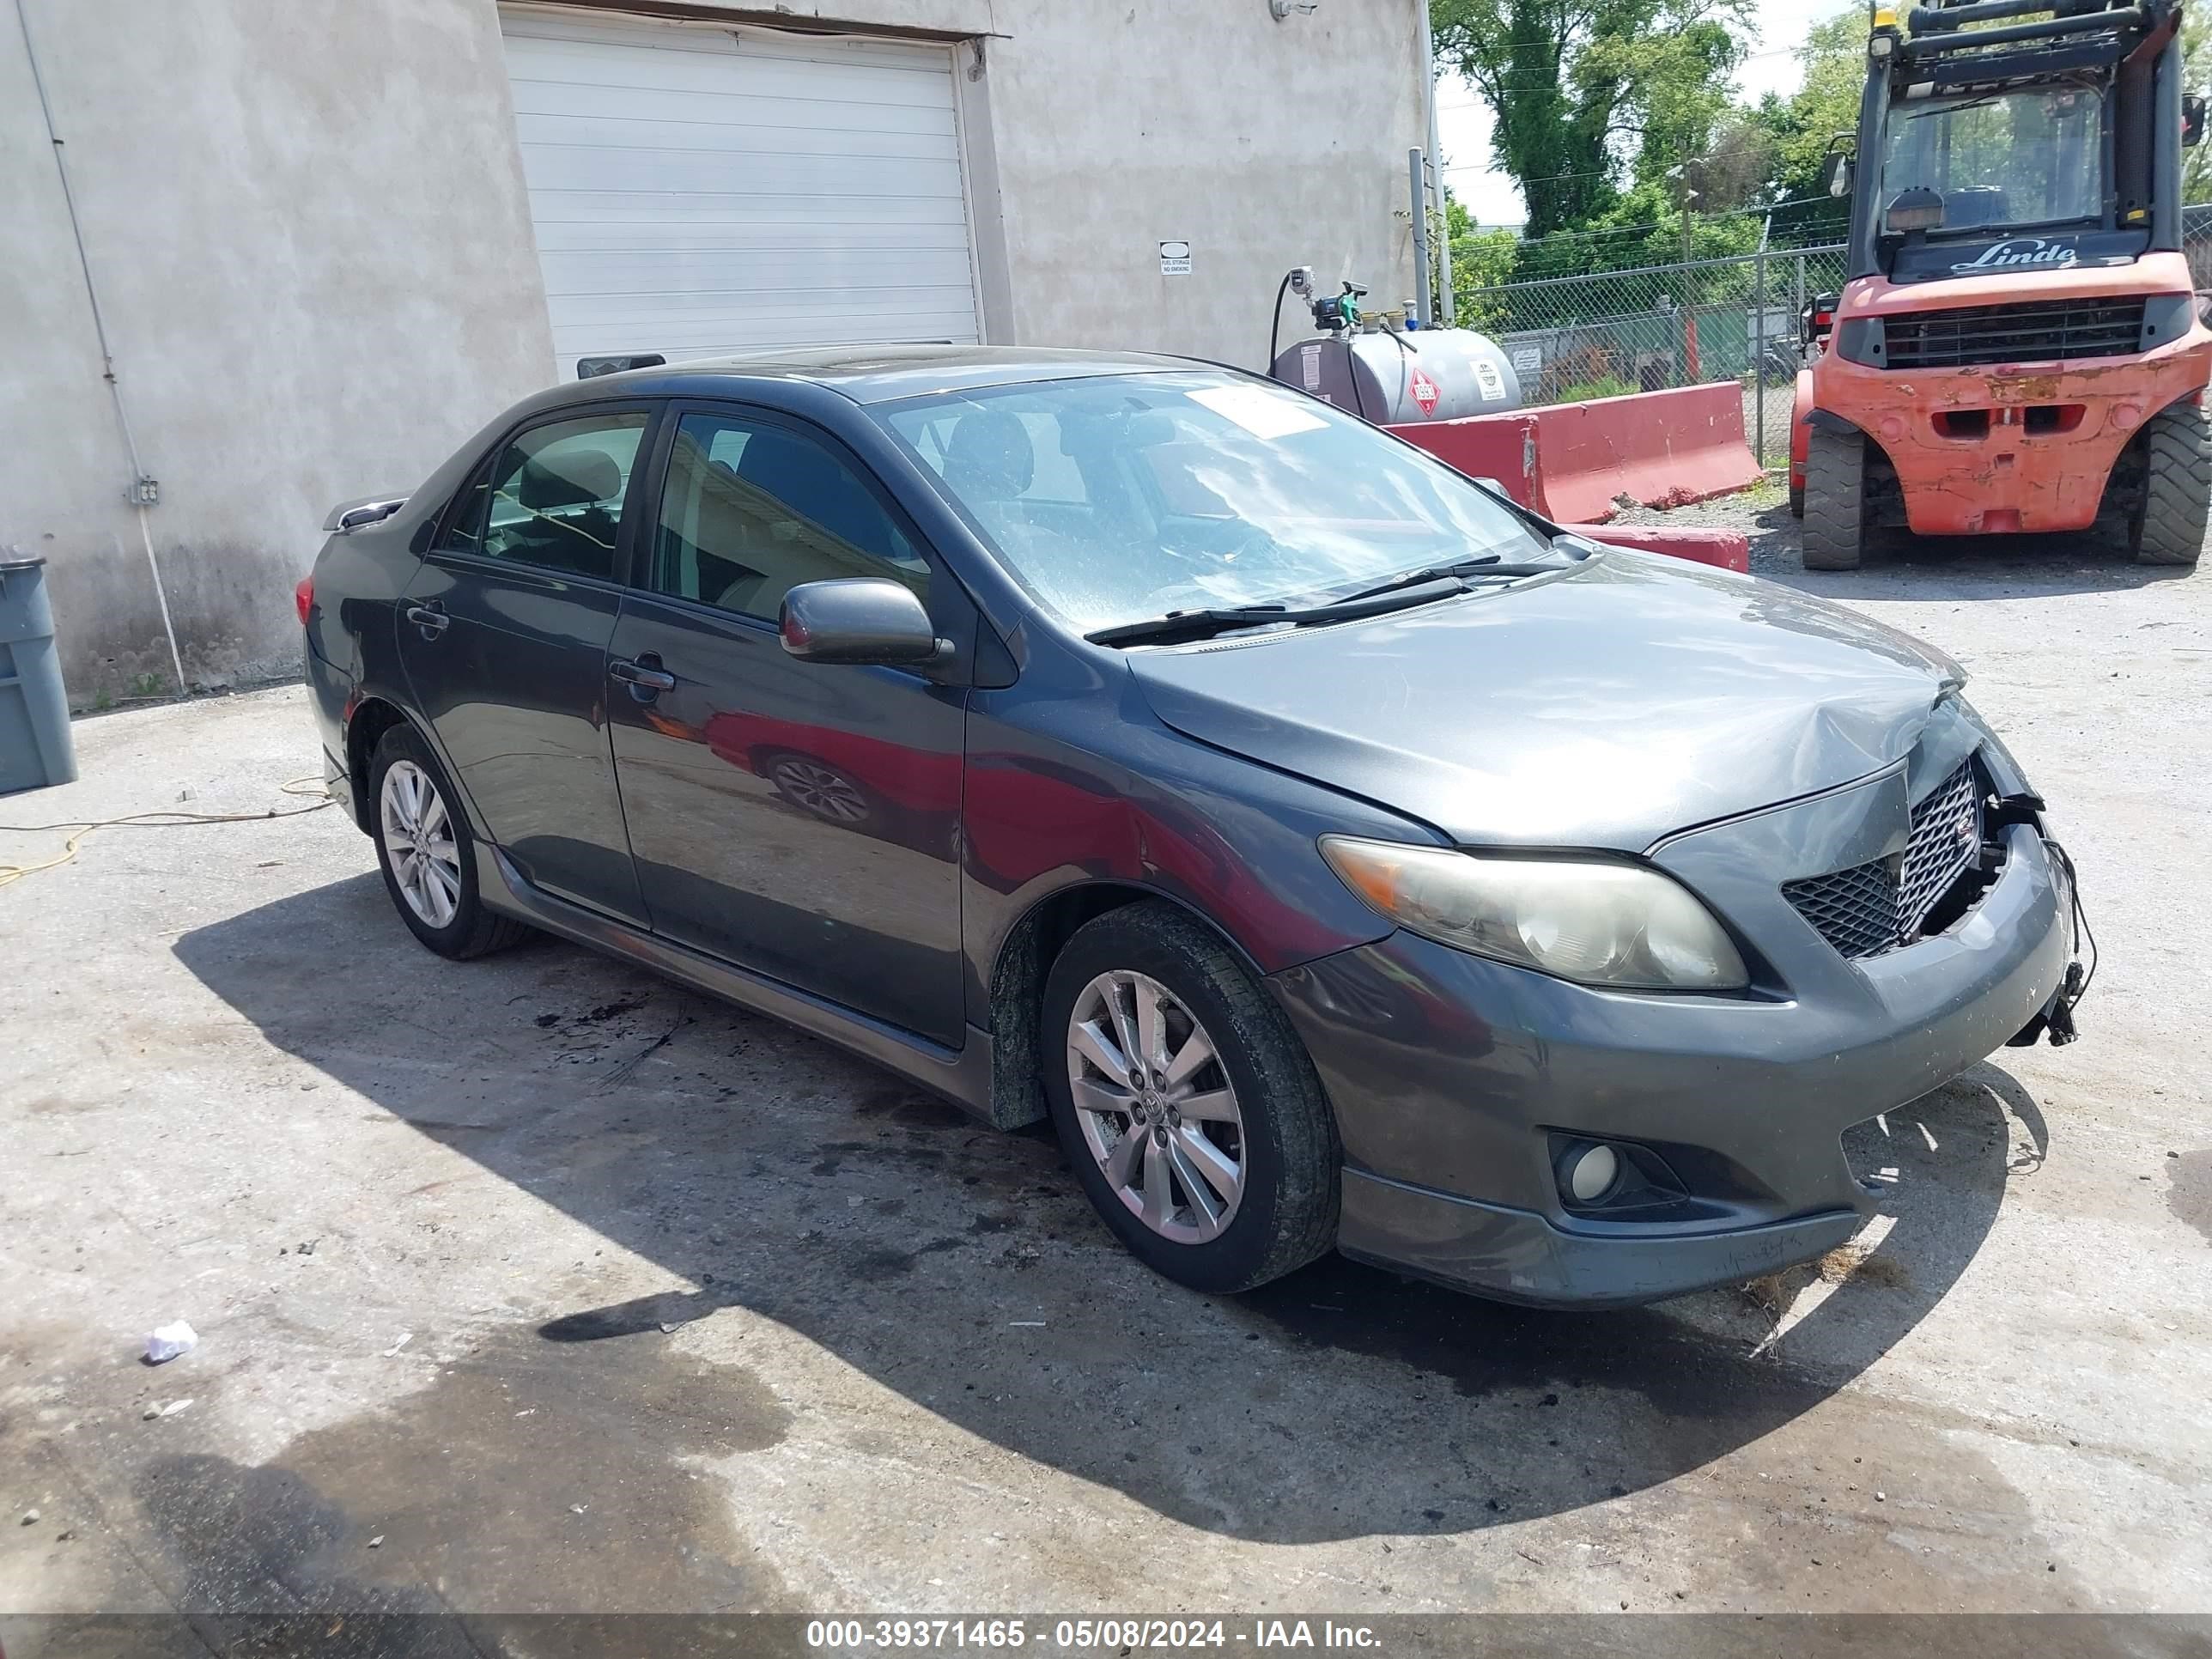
[1784,762,1986,959]
[1884,299,2144,369]
[1782,860,1898,961]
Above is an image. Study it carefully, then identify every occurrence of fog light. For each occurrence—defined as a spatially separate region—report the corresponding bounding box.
[1559,1142,1620,1205]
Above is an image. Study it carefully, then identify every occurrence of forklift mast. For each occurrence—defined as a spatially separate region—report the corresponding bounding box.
[1844,0,2190,283]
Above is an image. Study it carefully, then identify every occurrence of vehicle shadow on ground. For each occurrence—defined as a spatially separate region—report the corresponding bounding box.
[1742,498,2202,598]
[173,872,2047,1545]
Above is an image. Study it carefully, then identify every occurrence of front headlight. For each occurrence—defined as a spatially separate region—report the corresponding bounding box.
[1319,836,1749,992]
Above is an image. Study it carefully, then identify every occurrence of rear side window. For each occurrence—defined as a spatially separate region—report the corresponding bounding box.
[649,410,927,623]
[443,411,648,581]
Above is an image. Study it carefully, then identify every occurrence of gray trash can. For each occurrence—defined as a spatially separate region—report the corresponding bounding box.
[0,556,79,794]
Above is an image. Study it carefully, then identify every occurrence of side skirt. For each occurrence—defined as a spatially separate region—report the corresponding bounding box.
[476,846,1000,1122]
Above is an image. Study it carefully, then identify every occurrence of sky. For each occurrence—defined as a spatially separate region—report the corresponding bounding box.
[1434,0,1818,228]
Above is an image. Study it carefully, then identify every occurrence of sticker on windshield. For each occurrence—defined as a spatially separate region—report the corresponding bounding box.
[1188,384,1328,440]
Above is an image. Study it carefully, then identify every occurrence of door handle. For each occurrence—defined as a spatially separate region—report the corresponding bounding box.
[609,656,678,696]
[404,602,449,639]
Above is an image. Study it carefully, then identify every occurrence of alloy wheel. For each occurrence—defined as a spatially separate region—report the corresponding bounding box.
[1066,969,1245,1243]
[379,759,463,929]
[769,756,869,823]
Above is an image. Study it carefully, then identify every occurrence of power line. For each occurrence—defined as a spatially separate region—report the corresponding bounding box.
[1441,40,1816,90]
[1443,134,1797,191]
[1454,192,1846,254]
[1431,29,1814,64]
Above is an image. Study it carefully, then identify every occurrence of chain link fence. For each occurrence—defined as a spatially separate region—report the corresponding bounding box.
[1458,245,1846,468]
[1462,211,2212,468]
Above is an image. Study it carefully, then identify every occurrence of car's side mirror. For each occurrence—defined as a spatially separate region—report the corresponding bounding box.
[2185,94,2206,149]
[1818,147,1854,200]
[779,578,950,668]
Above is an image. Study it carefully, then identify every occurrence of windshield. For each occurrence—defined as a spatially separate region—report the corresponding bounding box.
[1881,85,2103,234]
[877,370,1551,635]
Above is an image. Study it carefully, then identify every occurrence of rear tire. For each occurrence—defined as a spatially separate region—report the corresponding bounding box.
[1788,482,1805,519]
[2130,400,2210,566]
[368,725,529,960]
[1041,902,1340,1295]
[1802,428,1866,570]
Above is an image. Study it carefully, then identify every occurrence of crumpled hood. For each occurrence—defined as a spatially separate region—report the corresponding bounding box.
[1128,550,1966,851]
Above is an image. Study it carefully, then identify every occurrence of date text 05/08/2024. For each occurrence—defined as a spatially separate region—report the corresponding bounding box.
[803,1619,1382,1650]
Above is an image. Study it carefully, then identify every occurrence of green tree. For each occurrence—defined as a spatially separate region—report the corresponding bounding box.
[1750,6,1864,246]
[1430,0,1753,239]
[1445,193,1525,327]
[2184,0,2212,202]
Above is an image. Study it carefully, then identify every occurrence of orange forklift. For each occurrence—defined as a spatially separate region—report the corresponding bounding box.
[1789,0,2212,568]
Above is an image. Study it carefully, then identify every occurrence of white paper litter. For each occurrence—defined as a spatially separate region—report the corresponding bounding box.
[144,1322,198,1364]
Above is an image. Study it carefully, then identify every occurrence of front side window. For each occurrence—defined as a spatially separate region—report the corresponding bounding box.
[878,370,1549,635]
[649,411,927,623]
[446,411,648,581]
[1881,86,2104,234]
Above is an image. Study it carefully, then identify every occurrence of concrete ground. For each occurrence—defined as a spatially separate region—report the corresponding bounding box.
[3,518,2209,1642]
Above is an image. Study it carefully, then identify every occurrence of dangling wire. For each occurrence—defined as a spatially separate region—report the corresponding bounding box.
[0,778,334,889]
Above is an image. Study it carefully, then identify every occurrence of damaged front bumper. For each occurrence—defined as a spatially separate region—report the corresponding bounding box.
[1271,750,2079,1309]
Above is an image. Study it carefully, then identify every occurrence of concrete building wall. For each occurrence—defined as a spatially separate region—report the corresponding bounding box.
[3,0,1427,707]
[3,0,556,704]
[985,0,1425,369]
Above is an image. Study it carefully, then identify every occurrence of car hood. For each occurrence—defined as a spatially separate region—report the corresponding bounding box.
[1126,550,1967,851]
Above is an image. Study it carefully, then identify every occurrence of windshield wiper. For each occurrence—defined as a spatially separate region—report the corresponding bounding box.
[1087,562,1564,648]
[1328,554,1509,605]
[1088,603,1294,647]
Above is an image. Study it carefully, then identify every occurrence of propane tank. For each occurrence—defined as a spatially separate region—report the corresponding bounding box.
[1271,326,1522,423]
[1266,270,1522,423]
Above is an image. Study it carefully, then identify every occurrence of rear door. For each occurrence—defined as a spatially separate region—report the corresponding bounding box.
[398,404,657,924]
[605,403,969,1045]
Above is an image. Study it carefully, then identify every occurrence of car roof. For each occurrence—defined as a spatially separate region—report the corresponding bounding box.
[557,344,1205,406]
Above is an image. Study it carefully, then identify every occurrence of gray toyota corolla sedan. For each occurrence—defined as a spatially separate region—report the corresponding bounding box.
[301,346,2087,1307]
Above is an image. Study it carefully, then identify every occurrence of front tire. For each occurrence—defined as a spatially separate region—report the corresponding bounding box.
[1802,427,1866,570]
[1041,902,1339,1294]
[2130,400,2210,566]
[368,725,528,960]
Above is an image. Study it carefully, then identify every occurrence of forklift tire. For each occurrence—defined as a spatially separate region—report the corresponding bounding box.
[1801,428,1865,570]
[1789,482,1805,519]
[2130,401,2210,567]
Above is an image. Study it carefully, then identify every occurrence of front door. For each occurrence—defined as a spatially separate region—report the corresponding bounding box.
[605,405,968,1046]
[397,405,654,924]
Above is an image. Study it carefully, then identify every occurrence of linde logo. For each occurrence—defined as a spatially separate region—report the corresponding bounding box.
[1948,237,2080,274]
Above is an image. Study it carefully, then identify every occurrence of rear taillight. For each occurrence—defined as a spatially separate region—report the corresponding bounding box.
[295,575,314,626]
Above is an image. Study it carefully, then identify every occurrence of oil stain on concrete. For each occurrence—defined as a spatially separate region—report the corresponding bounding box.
[129,1328,792,1619]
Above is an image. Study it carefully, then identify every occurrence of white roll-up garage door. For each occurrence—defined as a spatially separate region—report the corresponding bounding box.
[500,11,982,375]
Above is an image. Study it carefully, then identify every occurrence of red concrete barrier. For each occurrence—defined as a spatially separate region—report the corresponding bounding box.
[1389,382,1761,526]
[1562,521,1750,574]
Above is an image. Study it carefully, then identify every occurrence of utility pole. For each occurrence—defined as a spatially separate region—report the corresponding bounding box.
[1668,164,1701,384]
